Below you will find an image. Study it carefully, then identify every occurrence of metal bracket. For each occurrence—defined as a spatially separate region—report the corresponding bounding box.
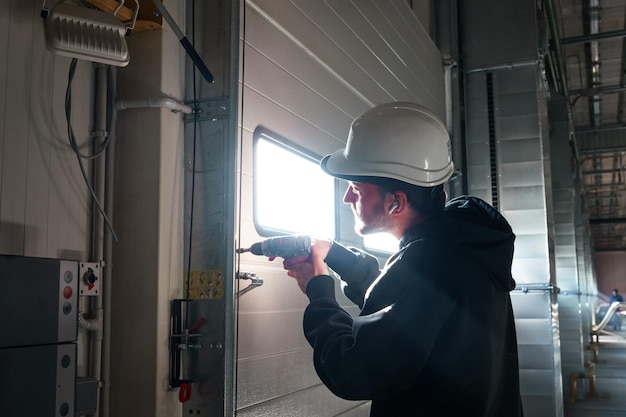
[184,97,229,122]
[513,283,560,294]
[236,272,264,297]
[443,56,457,68]
[169,299,203,388]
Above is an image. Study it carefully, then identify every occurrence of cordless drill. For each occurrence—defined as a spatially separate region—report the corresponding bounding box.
[237,235,312,258]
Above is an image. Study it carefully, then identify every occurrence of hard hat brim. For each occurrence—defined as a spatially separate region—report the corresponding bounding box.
[320,151,454,188]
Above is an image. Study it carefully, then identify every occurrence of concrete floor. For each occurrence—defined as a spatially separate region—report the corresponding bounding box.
[565,328,626,417]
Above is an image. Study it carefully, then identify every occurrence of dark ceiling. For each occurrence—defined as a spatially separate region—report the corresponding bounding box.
[554,0,626,252]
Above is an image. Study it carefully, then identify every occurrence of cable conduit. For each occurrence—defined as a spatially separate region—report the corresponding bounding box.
[115,97,192,114]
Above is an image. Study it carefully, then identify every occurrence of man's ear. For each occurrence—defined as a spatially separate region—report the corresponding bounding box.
[388,191,408,214]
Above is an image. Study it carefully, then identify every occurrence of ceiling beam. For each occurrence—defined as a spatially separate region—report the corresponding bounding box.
[575,125,626,154]
[590,218,626,224]
[561,29,626,45]
[591,242,626,252]
[582,168,624,175]
[579,147,626,154]
[570,84,626,96]
[576,124,626,133]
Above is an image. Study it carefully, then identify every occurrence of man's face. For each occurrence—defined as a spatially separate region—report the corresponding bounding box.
[343,181,389,236]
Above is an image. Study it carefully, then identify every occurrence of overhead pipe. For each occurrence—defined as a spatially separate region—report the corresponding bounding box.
[464,59,540,74]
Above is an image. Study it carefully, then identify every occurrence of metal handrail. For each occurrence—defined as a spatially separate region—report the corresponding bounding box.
[592,302,623,334]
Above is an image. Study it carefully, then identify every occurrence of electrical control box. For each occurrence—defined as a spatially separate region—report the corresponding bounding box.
[0,255,79,417]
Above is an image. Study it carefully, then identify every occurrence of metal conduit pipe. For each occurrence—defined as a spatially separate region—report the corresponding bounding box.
[100,68,117,417]
[569,361,597,403]
[89,63,109,417]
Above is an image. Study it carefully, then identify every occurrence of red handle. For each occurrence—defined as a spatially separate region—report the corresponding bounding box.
[179,382,192,403]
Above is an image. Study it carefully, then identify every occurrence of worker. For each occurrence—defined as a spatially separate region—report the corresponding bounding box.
[282,102,524,416]
[609,288,623,330]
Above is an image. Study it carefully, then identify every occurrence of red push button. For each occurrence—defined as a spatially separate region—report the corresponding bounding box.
[179,382,192,403]
[63,286,73,299]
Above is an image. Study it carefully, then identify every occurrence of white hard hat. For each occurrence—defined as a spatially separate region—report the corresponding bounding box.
[321,102,454,187]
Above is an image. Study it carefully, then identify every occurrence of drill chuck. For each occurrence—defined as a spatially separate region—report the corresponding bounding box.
[238,235,312,258]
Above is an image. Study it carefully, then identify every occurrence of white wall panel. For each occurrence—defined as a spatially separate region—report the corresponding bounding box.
[237,384,367,417]
[244,7,367,120]
[1,0,35,255]
[237,349,320,408]
[243,46,353,142]
[249,0,388,110]
[240,86,345,155]
[0,0,91,260]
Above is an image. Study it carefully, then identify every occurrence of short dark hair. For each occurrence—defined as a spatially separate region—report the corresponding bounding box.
[360,177,446,215]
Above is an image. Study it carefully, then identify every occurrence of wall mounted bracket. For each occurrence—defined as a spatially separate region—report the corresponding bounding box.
[236,272,264,297]
[169,299,203,388]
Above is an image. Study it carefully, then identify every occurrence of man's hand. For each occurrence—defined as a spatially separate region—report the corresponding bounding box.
[283,238,332,293]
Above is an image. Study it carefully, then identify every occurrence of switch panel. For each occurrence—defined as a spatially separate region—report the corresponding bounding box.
[79,262,101,296]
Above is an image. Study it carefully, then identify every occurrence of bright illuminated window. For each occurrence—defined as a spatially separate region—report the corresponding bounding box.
[254,130,335,238]
[363,232,399,253]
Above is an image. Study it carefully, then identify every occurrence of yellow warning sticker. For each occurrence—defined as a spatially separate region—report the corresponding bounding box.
[184,269,223,300]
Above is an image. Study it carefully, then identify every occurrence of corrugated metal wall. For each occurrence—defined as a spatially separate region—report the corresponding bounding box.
[460,0,567,415]
[231,0,446,415]
[574,174,596,359]
[549,93,585,401]
[467,65,565,417]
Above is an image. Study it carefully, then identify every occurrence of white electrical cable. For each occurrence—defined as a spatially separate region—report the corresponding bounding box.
[78,311,100,331]
[66,58,118,242]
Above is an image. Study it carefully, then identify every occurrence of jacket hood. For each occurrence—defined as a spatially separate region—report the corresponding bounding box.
[400,196,516,291]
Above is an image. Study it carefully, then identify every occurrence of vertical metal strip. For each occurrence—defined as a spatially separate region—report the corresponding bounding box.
[486,72,499,210]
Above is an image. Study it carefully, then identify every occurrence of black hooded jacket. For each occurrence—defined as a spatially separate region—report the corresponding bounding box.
[303,196,523,416]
